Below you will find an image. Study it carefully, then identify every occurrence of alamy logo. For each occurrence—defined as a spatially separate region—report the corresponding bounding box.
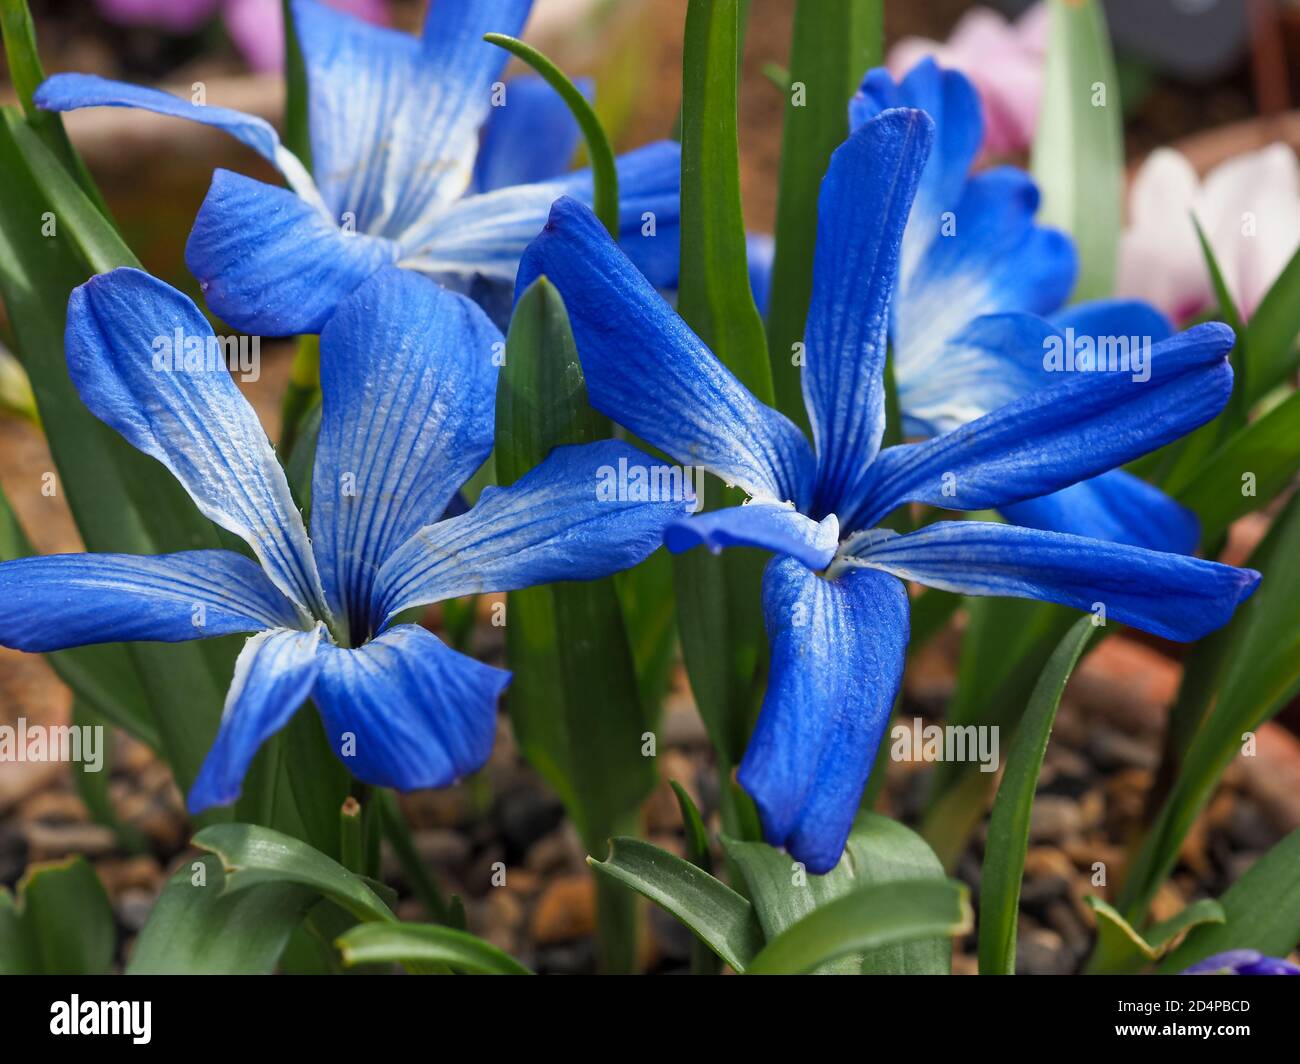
[1042,327,1152,382]
[152,327,260,382]
[595,457,704,513]
[0,717,104,772]
[50,996,151,1044]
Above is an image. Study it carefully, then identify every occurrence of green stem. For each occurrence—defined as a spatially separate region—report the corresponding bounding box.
[339,795,363,875]
[483,33,619,237]
[280,334,320,457]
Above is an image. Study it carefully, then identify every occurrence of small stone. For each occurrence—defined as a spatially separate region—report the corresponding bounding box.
[495,788,564,861]
[661,695,710,748]
[1044,899,1090,956]
[96,855,163,896]
[23,820,116,861]
[1016,925,1073,975]
[1149,881,1186,924]
[1086,727,1158,771]
[525,829,582,875]
[530,874,595,945]
[16,789,89,824]
[413,828,472,871]
[1224,797,1280,852]
[115,887,155,933]
[1028,796,1084,844]
[534,938,596,975]
[482,888,526,953]
[0,759,61,814]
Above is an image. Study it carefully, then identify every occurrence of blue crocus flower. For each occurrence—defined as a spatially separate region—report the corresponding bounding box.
[752,58,1198,555]
[34,0,680,336]
[0,266,685,812]
[1182,950,1300,975]
[519,108,1261,874]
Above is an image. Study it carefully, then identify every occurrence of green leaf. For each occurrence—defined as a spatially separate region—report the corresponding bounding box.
[1243,242,1300,403]
[2,110,139,274]
[495,278,656,858]
[671,781,720,975]
[979,616,1094,974]
[127,854,312,974]
[725,812,951,974]
[923,596,1083,868]
[678,0,771,401]
[1115,494,1300,930]
[766,0,881,426]
[0,107,237,798]
[1159,828,1300,973]
[1086,895,1225,972]
[0,857,115,974]
[745,879,971,975]
[336,922,533,975]
[280,0,312,168]
[192,823,393,924]
[1175,386,1300,542]
[484,33,618,236]
[375,789,450,923]
[1031,0,1123,302]
[0,0,111,214]
[587,837,765,972]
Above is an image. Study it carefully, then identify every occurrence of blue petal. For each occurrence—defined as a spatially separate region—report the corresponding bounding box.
[293,0,527,240]
[401,142,683,289]
[851,323,1236,530]
[374,440,689,626]
[1000,471,1201,555]
[665,504,840,571]
[312,624,509,791]
[897,312,1060,437]
[188,624,324,813]
[738,556,909,874]
[851,61,983,289]
[33,73,318,201]
[747,233,774,317]
[893,168,1076,384]
[0,550,300,652]
[474,74,591,192]
[311,269,501,642]
[517,196,815,504]
[185,169,399,336]
[846,521,1259,642]
[1050,298,1174,345]
[67,269,327,618]
[805,109,933,519]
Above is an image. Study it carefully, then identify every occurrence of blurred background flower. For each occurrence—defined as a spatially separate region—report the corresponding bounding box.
[93,0,389,72]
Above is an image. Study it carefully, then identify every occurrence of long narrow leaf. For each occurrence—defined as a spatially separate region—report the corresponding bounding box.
[979,616,1094,974]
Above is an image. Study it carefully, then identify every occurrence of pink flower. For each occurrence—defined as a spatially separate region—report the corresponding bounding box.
[888,2,1047,157]
[94,0,388,73]
[1117,144,1300,322]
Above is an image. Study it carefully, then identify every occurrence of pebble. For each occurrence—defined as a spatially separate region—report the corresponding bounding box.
[1028,796,1084,843]
[413,828,472,871]
[1016,925,1074,975]
[1086,727,1159,771]
[495,788,565,860]
[16,789,89,824]
[530,874,595,945]
[96,855,163,896]
[23,821,116,861]
[114,888,156,933]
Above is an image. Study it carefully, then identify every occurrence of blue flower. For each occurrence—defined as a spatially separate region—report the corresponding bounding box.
[751,58,1198,555]
[0,266,685,812]
[34,0,680,336]
[518,108,1261,874]
[1182,950,1300,975]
